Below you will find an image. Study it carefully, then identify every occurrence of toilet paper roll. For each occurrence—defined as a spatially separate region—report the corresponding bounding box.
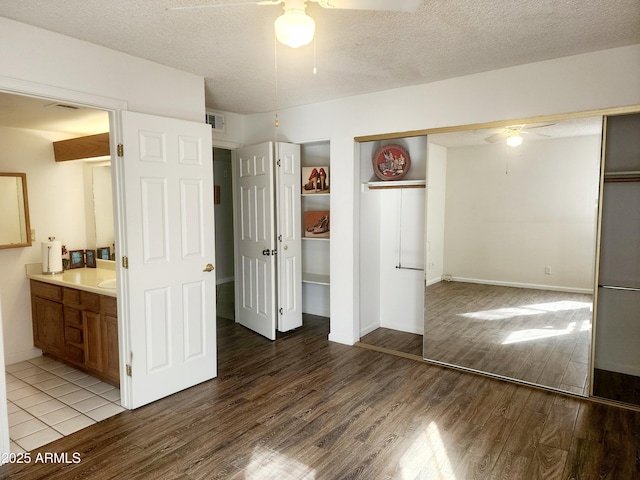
[42,240,63,274]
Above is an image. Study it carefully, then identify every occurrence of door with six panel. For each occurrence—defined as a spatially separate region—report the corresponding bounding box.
[121,111,216,409]
[234,142,302,340]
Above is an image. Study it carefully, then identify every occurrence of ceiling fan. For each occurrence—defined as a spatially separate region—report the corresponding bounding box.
[483,123,555,147]
[169,0,423,48]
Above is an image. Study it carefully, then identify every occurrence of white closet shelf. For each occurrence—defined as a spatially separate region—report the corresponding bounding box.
[302,273,330,285]
[366,179,426,190]
[302,192,330,196]
[302,237,330,242]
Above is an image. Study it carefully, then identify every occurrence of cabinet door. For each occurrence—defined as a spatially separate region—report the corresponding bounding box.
[101,314,120,386]
[84,311,103,374]
[32,296,65,357]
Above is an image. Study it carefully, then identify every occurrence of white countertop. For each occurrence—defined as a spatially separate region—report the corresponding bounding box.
[26,262,117,297]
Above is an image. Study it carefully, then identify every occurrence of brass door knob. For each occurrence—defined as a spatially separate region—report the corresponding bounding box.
[203,263,214,272]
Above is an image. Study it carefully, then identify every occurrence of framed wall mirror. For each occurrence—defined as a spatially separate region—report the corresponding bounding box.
[0,172,32,249]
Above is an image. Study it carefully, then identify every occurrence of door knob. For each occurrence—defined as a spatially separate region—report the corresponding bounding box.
[262,249,271,256]
[203,263,214,272]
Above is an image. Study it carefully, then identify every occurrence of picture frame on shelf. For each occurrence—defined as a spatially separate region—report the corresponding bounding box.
[302,166,329,194]
[86,250,97,268]
[69,250,85,269]
[304,210,330,238]
[97,246,110,260]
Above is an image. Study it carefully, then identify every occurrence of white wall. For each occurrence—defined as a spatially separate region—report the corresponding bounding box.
[0,126,89,364]
[442,135,601,291]
[242,44,640,345]
[426,143,447,285]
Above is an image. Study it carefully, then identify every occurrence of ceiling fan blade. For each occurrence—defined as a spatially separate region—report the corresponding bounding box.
[167,0,280,11]
[521,131,551,137]
[313,0,422,11]
[485,133,504,143]
[523,123,555,129]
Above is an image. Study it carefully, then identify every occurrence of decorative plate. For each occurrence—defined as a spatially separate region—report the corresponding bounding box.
[372,144,411,181]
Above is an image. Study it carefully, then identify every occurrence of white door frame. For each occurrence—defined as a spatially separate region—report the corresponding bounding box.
[0,77,129,454]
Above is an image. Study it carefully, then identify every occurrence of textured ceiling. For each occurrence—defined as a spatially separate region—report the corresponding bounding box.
[0,0,638,114]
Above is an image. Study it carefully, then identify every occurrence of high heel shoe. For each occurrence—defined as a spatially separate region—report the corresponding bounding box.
[319,168,326,191]
[304,168,318,191]
[312,215,329,234]
[307,214,327,232]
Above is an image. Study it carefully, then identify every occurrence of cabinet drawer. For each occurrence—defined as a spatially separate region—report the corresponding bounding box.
[65,344,84,366]
[80,291,100,312]
[65,326,83,345]
[63,288,100,312]
[64,307,82,327]
[101,296,117,317]
[31,280,62,302]
[63,287,80,306]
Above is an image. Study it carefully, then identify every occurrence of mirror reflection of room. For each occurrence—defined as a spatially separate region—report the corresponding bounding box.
[424,116,603,396]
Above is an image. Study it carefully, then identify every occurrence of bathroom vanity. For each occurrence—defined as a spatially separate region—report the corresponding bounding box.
[27,263,119,387]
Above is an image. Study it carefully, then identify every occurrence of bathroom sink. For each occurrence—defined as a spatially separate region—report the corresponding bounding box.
[98,278,117,289]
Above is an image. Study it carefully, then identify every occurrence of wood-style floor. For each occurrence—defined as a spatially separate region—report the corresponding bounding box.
[2,315,639,479]
[424,282,592,395]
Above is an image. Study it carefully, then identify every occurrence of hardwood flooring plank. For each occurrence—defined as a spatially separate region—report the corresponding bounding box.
[538,403,580,451]
[562,437,604,480]
[524,443,568,480]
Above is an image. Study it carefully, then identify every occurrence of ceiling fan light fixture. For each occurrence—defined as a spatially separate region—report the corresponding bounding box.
[274,9,315,48]
[506,133,523,147]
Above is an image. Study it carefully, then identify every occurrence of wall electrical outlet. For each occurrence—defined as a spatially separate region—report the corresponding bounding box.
[545,266,551,275]
[30,229,36,242]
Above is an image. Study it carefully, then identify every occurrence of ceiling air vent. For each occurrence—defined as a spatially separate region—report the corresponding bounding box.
[206,113,225,133]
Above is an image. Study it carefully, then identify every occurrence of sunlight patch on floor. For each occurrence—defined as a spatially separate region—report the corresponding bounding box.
[502,321,585,344]
[400,422,455,479]
[246,447,315,479]
[460,300,592,321]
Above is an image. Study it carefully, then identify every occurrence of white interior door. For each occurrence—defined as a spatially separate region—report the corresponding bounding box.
[276,143,303,331]
[121,111,216,409]
[234,142,277,340]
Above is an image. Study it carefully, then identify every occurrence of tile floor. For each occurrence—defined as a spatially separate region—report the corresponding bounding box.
[6,356,125,453]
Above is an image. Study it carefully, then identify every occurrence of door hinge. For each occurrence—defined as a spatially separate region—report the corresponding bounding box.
[279,307,283,315]
[117,143,124,157]
[126,364,132,377]
[278,234,283,242]
[122,256,129,269]
[277,159,281,167]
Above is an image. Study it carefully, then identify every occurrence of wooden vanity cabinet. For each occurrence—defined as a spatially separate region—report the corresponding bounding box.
[30,280,119,387]
[31,281,65,358]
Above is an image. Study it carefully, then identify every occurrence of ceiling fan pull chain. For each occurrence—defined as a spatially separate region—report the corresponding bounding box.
[313,29,317,74]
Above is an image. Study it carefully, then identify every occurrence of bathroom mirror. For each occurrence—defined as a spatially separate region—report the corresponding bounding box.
[84,161,114,257]
[0,172,32,249]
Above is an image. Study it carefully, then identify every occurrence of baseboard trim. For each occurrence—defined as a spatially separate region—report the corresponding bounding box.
[449,276,593,294]
[359,323,379,337]
[216,276,234,285]
[5,348,42,366]
[426,277,442,287]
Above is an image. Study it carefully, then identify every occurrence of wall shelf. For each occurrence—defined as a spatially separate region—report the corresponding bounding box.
[302,273,330,285]
[366,179,426,190]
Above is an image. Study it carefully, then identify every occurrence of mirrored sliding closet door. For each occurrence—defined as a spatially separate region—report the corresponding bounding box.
[423,116,603,396]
